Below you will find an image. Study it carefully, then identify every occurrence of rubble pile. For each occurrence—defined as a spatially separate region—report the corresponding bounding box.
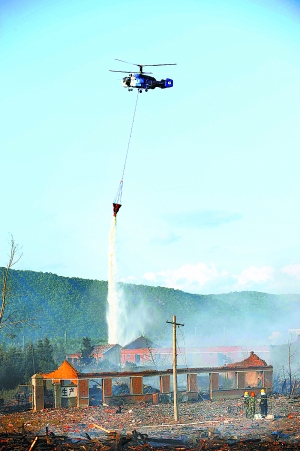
[1,396,300,450]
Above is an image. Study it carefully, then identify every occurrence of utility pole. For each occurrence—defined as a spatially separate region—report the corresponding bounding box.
[166,315,184,421]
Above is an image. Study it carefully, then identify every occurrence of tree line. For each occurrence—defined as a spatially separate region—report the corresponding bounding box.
[1,265,300,347]
[0,337,56,389]
[0,335,118,390]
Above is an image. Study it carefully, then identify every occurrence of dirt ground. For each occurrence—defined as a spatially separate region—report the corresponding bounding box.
[1,395,300,450]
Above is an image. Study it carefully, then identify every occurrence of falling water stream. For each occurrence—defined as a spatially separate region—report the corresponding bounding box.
[107,216,120,344]
[106,92,140,345]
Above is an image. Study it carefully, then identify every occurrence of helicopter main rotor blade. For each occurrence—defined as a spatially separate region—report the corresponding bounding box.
[115,58,136,65]
[109,69,153,74]
[115,59,147,71]
[109,70,131,73]
[142,63,177,67]
[115,59,176,67]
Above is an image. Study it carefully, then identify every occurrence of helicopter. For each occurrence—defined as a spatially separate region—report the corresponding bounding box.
[109,59,176,92]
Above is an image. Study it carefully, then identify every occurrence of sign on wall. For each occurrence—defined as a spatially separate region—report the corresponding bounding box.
[61,386,77,398]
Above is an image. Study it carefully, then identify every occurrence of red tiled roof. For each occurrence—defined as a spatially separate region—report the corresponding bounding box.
[93,344,121,354]
[122,336,160,350]
[42,360,80,379]
[226,351,267,368]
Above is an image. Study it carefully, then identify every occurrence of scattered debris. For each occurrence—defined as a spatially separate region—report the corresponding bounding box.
[0,395,300,449]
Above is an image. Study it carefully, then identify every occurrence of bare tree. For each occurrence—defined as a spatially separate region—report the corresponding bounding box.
[0,235,23,334]
[288,340,292,397]
[286,338,300,397]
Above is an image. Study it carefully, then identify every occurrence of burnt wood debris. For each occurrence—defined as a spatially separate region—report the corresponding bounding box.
[1,395,300,450]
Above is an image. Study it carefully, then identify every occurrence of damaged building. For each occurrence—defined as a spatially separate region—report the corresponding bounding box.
[67,343,121,368]
[32,351,272,410]
[66,335,271,369]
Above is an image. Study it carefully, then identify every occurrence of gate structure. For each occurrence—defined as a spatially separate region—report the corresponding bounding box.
[31,352,273,410]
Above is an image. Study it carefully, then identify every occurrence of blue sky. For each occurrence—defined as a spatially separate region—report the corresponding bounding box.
[1,0,300,294]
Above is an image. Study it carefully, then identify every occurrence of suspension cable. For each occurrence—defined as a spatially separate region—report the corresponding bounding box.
[121,90,139,181]
[114,91,139,205]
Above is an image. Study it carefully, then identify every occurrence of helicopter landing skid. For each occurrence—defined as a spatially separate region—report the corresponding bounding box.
[127,88,148,93]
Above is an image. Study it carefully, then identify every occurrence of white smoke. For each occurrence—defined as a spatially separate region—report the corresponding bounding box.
[107,217,153,346]
[113,287,153,346]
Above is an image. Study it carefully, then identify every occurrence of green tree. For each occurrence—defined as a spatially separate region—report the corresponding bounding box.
[35,338,56,373]
[80,337,94,366]
[52,339,67,366]
[0,346,25,389]
[23,343,36,382]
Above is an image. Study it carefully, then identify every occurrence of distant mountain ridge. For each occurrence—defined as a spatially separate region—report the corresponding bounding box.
[1,268,299,346]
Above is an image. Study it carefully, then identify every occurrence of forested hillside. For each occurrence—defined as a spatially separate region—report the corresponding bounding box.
[1,268,300,349]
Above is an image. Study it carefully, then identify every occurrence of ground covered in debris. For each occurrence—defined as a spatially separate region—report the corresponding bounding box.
[1,396,300,450]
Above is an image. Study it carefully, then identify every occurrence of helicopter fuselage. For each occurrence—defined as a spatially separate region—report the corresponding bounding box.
[122,73,173,91]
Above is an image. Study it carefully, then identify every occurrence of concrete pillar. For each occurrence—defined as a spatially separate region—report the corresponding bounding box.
[53,382,61,408]
[236,372,245,389]
[264,370,273,389]
[78,379,89,407]
[130,376,143,395]
[102,378,112,403]
[187,373,198,392]
[160,375,170,394]
[31,374,44,411]
[260,371,265,387]
[209,373,219,400]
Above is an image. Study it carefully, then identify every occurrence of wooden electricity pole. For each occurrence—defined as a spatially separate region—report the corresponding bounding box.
[166,315,184,421]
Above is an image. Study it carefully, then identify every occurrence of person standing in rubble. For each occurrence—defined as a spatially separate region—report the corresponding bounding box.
[249,392,257,419]
[243,391,250,418]
[259,389,268,417]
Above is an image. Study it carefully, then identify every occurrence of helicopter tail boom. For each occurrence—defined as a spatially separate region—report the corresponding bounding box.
[155,78,173,89]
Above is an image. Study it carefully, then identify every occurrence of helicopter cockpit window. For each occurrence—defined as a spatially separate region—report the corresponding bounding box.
[123,77,131,86]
